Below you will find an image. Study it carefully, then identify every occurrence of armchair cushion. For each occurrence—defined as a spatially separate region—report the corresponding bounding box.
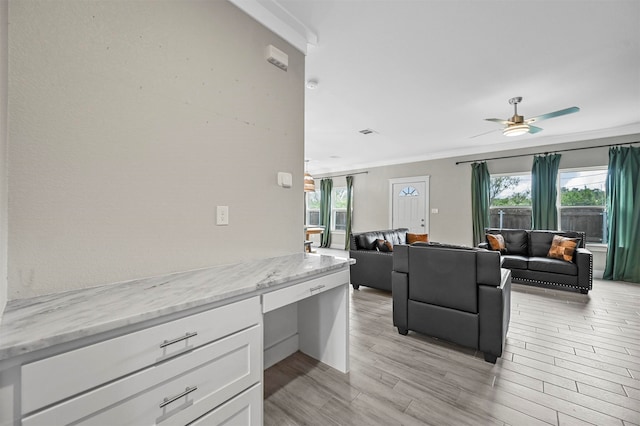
[408,247,477,314]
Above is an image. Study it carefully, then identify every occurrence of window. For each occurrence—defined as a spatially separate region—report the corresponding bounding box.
[489,174,532,229]
[399,186,419,197]
[305,187,352,231]
[489,168,608,244]
[306,190,320,226]
[559,168,607,243]
[332,187,349,231]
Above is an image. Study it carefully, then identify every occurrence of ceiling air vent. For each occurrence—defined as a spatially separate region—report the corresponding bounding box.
[359,128,376,135]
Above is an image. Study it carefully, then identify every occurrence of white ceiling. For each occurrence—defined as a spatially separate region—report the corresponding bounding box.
[251,0,640,174]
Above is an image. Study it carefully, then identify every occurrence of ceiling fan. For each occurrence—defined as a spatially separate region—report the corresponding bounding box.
[480,97,580,137]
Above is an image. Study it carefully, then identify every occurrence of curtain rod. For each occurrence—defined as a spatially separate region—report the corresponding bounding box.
[455,141,640,165]
[315,171,369,179]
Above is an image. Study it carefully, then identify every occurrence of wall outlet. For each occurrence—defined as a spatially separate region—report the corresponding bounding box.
[431,208,439,214]
[216,206,229,225]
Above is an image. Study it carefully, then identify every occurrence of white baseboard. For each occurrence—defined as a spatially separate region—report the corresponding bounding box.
[263,333,299,370]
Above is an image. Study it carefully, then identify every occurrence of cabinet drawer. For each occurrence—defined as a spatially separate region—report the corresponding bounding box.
[23,324,262,426]
[190,383,262,426]
[262,269,349,313]
[22,296,261,415]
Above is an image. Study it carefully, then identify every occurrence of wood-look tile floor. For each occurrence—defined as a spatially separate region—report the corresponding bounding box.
[264,277,640,425]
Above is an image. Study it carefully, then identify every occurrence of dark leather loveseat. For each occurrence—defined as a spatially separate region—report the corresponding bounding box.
[392,243,511,363]
[349,228,409,291]
[480,228,593,294]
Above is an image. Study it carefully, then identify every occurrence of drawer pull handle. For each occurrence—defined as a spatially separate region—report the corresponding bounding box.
[160,331,198,349]
[160,386,198,408]
[310,284,325,293]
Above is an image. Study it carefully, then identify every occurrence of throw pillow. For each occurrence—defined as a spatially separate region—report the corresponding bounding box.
[547,235,578,262]
[486,233,506,254]
[407,233,429,244]
[375,239,393,252]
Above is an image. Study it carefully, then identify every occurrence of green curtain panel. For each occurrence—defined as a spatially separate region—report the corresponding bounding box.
[319,178,333,248]
[604,146,640,283]
[471,162,490,246]
[531,154,561,230]
[344,176,354,250]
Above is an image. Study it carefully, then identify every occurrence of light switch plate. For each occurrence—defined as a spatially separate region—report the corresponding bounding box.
[277,172,292,188]
[216,206,229,225]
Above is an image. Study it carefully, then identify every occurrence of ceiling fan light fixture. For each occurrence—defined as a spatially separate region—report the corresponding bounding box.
[503,124,530,137]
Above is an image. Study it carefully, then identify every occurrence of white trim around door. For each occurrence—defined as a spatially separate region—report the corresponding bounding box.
[388,176,430,234]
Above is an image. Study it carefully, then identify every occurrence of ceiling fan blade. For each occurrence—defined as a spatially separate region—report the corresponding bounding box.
[528,125,543,134]
[485,118,510,125]
[470,128,500,139]
[526,106,580,123]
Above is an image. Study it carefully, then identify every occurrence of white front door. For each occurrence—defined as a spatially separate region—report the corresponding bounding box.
[390,177,429,234]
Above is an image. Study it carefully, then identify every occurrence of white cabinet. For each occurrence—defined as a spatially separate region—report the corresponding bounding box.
[20,297,262,426]
[190,383,262,426]
[262,269,350,373]
[0,261,352,426]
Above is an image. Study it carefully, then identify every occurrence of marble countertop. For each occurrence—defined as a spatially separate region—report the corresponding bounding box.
[0,253,351,361]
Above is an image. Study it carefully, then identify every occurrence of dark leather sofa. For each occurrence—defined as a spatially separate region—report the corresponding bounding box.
[480,228,593,294]
[392,243,511,363]
[348,228,409,291]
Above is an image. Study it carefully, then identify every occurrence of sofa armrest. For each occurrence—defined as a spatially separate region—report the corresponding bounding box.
[392,244,409,273]
[392,271,409,332]
[477,250,501,286]
[575,248,593,291]
[349,249,394,291]
[478,268,511,360]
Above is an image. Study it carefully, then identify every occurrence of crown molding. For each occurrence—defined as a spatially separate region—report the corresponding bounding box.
[228,0,317,54]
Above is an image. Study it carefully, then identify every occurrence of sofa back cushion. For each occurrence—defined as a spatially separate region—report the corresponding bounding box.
[486,229,528,255]
[356,232,384,250]
[529,230,584,257]
[383,229,408,246]
[353,228,408,250]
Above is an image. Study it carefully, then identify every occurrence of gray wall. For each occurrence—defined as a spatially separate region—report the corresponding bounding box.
[1,0,7,312]
[335,134,640,272]
[7,0,304,299]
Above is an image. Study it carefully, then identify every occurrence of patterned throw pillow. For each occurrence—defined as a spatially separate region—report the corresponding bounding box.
[486,234,506,253]
[547,235,578,262]
[407,233,429,244]
[375,239,393,252]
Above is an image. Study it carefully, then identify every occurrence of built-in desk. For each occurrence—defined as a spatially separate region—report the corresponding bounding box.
[262,268,349,373]
[0,253,351,425]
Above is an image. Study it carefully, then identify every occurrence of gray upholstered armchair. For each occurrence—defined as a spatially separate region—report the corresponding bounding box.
[392,243,511,363]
